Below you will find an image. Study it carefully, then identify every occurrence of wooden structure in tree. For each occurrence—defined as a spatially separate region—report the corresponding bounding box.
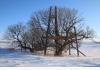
[44,6,86,56]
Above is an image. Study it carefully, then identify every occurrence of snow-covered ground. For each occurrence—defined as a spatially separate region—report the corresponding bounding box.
[0,42,100,67]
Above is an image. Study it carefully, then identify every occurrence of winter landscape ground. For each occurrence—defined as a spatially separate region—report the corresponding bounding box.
[0,40,100,67]
[1,0,100,69]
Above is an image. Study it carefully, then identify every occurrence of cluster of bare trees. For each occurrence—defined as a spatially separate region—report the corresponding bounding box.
[5,6,94,56]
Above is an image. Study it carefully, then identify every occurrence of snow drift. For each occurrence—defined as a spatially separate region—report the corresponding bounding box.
[0,40,100,67]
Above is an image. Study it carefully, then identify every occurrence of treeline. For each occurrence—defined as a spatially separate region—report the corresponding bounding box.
[5,6,94,56]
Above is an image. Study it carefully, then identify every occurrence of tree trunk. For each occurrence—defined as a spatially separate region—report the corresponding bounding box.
[68,44,71,55]
[31,43,34,53]
[44,46,47,55]
[74,27,79,56]
[54,46,63,56]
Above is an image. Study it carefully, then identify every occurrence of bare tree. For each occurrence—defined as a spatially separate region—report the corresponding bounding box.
[32,6,94,56]
[5,6,94,56]
[27,15,46,52]
[5,23,29,51]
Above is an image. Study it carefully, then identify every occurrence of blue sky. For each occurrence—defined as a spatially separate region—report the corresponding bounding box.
[0,0,100,39]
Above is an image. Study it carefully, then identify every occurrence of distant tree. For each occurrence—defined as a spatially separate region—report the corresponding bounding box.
[5,23,29,51]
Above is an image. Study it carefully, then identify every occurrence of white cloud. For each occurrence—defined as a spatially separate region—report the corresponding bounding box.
[0,33,3,39]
